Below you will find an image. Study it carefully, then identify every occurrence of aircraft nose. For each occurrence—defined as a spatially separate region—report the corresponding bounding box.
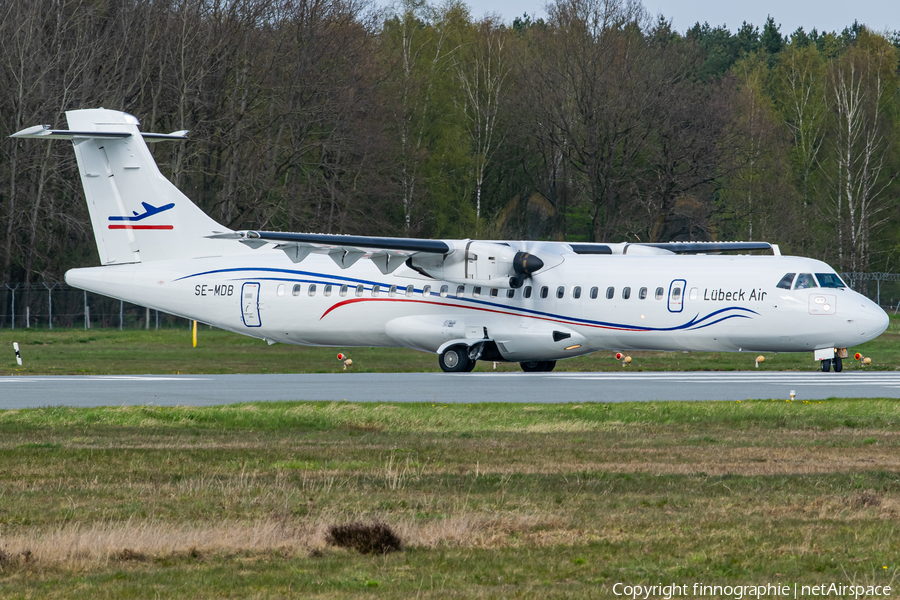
[855,300,889,341]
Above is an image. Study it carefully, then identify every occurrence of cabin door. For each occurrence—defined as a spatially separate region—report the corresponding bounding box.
[241,282,262,327]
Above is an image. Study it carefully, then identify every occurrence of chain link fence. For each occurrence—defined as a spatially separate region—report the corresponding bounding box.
[1,274,898,330]
[0,283,191,330]
[840,273,900,311]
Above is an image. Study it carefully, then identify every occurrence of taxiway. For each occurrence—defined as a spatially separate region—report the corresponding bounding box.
[2,371,899,408]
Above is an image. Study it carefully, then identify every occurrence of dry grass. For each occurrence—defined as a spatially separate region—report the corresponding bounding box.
[1,400,899,597]
[0,512,571,568]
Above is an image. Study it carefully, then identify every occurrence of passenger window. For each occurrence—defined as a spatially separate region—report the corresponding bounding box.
[490,288,499,298]
[689,287,698,300]
[423,285,431,297]
[292,284,302,296]
[556,286,565,299]
[457,285,465,297]
[777,273,796,290]
[639,287,647,300]
[815,273,845,288]
[473,286,481,298]
[573,286,582,299]
[323,285,332,297]
[672,287,682,299]
[794,273,818,290]
[540,286,549,299]
[523,286,532,299]
[308,284,317,297]
[340,285,348,297]
[606,287,615,299]
[372,285,380,297]
[355,284,364,297]
[277,284,285,296]
[507,289,515,299]
[406,285,414,296]
[440,285,449,298]
[590,287,598,299]
[655,287,664,300]
[622,287,631,300]
[389,285,397,297]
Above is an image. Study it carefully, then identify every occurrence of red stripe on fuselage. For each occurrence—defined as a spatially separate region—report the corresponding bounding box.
[319,297,643,331]
[108,225,174,230]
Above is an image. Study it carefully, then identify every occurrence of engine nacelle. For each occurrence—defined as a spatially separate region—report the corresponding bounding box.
[409,241,541,289]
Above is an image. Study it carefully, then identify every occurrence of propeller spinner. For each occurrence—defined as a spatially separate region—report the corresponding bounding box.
[509,251,544,288]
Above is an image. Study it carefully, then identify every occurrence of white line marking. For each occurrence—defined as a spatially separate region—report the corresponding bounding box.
[0,377,209,383]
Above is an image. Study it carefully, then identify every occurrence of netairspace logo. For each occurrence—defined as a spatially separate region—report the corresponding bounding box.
[612,582,893,599]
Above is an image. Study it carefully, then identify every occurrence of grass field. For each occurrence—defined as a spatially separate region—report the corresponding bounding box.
[0,400,898,598]
[1,312,899,375]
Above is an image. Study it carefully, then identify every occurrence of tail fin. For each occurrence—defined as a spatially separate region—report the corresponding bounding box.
[12,108,237,264]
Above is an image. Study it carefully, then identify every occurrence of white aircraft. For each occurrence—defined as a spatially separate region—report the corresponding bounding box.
[12,109,889,373]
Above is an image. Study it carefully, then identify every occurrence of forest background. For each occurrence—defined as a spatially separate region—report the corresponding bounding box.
[1,0,899,301]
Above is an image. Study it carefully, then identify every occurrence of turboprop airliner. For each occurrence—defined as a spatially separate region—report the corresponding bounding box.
[12,109,890,373]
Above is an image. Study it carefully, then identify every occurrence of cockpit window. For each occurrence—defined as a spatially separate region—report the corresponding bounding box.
[776,273,795,289]
[793,273,818,290]
[815,273,845,288]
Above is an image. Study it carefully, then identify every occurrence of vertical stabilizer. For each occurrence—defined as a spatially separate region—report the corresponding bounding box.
[13,108,242,264]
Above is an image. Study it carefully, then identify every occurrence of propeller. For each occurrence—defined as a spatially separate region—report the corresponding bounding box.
[509,251,544,288]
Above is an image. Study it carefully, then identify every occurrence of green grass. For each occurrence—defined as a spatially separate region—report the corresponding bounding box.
[0,400,899,598]
[1,313,899,375]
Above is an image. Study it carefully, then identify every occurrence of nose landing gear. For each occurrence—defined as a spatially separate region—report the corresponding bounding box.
[819,349,846,372]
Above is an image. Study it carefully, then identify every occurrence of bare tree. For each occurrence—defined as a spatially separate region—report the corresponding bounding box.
[456,18,510,232]
[383,0,463,234]
[823,32,898,277]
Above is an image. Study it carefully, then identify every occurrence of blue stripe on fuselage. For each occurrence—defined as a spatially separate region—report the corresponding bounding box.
[175,266,758,332]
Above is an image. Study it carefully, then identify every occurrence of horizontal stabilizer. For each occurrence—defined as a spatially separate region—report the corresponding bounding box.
[10,124,188,142]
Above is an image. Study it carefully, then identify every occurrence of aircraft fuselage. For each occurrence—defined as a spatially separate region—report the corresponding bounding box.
[66,249,887,362]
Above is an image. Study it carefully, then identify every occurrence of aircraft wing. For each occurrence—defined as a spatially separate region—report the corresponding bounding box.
[208,230,450,274]
[631,241,777,254]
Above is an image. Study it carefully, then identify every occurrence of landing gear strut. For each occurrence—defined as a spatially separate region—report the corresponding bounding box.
[820,355,844,372]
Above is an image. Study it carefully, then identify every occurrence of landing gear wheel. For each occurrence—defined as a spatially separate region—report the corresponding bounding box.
[820,359,832,372]
[520,360,557,372]
[463,359,477,372]
[439,345,471,373]
[833,357,843,372]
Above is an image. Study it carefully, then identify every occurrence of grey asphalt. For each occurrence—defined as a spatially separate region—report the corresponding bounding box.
[2,371,900,408]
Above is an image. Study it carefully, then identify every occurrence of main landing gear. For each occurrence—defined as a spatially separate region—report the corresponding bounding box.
[519,360,556,372]
[438,345,557,373]
[438,345,477,373]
